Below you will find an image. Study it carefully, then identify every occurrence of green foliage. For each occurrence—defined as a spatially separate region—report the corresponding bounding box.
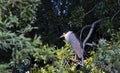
[31,32,120,73]
[31,42,74,72]
[0,64,10,73]
[86,36,120,72]
[0,0,120,73]
[69,6,85,27]
[0,0,41,72]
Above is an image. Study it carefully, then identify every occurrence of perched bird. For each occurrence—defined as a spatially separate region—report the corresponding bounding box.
[60,31,84,65]
[60,19,102,66]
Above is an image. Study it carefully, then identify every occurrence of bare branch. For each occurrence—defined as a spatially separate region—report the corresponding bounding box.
[82,19,102,49]
[80,25,90,45]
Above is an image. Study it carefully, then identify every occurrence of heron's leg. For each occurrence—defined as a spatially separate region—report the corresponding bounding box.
[74,54,77,60]
[81,56,84,66]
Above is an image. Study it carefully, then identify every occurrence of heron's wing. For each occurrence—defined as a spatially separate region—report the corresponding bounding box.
[71,42,83,58]
[68,33,83,58]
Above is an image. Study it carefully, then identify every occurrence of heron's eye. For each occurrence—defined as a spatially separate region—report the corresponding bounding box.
[63,31,69,34]
[63,33,66,35]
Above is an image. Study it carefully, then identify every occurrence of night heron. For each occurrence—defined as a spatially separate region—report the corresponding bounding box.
[60,31,84,66]
[60,19,102,66]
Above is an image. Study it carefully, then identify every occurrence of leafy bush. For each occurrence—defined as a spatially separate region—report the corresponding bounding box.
[30,33,120,73]
[84,31,120,73]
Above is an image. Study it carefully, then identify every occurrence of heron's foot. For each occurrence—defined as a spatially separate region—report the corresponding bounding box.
[70,58,84,66]
[77,60,84,66]
[79,63,84,66]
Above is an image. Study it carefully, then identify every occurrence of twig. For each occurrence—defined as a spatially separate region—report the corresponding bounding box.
[111,10,120,21]
[82,19,102,49]
[84,6,96,16]
[118,0,120,6]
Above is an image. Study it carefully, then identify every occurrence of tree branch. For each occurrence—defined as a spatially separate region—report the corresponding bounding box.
[111,10,120,21]
[118,0,120,6]
[84,5,96,17]
[79,25,90,46]
[82,19,102,49]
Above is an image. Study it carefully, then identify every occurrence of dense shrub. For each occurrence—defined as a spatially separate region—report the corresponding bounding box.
[0,0,120,73]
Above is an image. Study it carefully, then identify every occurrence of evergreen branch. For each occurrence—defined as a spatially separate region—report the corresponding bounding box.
[0,0,21,6]
[0,0,38,6]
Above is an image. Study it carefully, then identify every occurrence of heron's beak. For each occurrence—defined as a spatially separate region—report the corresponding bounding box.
[60,33,65,38]
[60,35,64,38]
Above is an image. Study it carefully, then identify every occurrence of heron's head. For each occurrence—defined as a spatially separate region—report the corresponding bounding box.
[60,31,73,38]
